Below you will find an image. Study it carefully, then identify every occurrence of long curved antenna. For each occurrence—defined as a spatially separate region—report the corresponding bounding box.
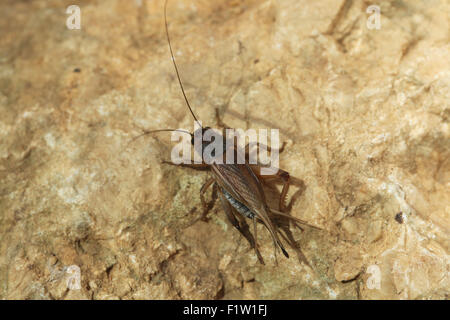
[164,0,202,128]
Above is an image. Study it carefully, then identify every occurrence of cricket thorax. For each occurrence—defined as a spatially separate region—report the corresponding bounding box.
[222,188,255,219]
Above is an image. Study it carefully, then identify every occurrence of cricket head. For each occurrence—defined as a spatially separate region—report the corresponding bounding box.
[191,126,212,157]
[191,126,211,146]
[191,126,227,163]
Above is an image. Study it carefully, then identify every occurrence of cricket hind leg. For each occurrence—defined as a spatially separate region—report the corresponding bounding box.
[199,178,217,221]
[276,227,312,269]
[251,165,309,217]
[253,215,289,265]
[219,192,265,264]
[249,165,291,212]
[252,216,266,265]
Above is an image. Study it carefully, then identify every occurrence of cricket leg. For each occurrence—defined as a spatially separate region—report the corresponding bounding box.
[219,192,265,264]
[269,208,322,230]
[162,161,214,218]
[219,191,241,230]
[276,227,312,268]
[215,108,233,129]
[162,161,209,171]
[245,141,287,155]
[243,141,286,171]
[252,217,262,265]
[200,178,215,210]
[243,140,288,211]
[250,165,291,212]
[199,178,216,220]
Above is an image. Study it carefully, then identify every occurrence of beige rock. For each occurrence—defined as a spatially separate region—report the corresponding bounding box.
[334,247,363,282]
[0,0,448,299]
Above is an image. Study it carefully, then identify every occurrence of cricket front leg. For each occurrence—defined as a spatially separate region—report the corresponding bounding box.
[162,161,215,219]
[162,160,209,171]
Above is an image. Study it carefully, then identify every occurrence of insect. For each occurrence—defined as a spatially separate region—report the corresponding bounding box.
[136,0,319,265]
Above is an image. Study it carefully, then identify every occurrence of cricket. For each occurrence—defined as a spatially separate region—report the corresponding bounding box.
[1,0,446,303]
[132,0,321,265]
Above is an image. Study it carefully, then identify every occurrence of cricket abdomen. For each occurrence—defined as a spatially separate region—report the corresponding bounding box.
[222,188,255,219]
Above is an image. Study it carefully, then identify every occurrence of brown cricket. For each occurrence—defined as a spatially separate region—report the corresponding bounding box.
[136,0,319,265]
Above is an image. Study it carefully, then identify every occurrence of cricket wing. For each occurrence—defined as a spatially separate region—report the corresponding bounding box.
[211,163,289,257]
[211,163,266,212]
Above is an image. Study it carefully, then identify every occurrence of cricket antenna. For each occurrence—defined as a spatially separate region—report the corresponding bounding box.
[164,0,202,129]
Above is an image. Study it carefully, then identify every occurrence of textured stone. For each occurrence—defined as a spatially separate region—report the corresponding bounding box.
[0,0,448,300]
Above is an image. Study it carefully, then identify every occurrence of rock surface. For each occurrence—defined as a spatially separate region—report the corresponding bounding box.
[0,0,448,299]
